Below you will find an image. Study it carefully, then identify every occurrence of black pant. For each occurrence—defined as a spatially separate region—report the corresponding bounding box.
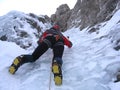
[52,45,64,65]
[31,42,64,65]
[32,42,49,61]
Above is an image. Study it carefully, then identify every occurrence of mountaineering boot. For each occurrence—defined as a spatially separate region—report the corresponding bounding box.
[52,60,62,85]
[9,55,24,74]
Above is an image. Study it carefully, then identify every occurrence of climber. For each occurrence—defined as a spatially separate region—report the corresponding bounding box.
[9,24,72,85]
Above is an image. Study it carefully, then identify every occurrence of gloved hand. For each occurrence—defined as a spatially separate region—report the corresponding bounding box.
[68,41,73,48]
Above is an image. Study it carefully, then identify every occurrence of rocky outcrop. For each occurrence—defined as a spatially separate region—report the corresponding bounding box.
[69,0,120,30]
[51,0,120,31]
[51,4,71,31]
[0,11,51,49]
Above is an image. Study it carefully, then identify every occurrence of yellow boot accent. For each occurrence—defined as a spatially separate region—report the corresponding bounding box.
[54,76,62,85]
[13,58,20,66]
[9,66,16,74]
[52,64,59,74]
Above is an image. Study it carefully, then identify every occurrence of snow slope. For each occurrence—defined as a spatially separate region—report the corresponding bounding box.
[1,10,120,90]
[0,10,51,49]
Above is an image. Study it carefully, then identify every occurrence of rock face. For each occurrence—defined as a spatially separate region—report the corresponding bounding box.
[51,0,120,31]
[51,4,71,31]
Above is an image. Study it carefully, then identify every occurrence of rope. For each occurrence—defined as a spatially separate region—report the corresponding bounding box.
[49,67,52,90]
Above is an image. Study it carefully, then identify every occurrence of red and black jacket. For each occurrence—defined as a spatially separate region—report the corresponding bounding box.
[38,28,72,48]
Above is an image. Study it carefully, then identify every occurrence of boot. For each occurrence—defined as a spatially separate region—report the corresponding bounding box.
[9,55,24,74]
[52,60,62,85]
